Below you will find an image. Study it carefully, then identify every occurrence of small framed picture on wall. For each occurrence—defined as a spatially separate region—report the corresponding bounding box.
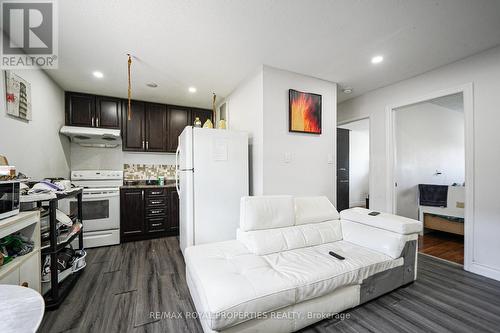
[289,89,321,134]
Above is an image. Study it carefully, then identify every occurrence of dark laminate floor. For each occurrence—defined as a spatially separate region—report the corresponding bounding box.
[40,238,500,333]
[418,231,464,264]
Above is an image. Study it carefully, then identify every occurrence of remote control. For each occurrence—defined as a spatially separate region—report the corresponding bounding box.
[329,251,345,260]
[368,211,380,216]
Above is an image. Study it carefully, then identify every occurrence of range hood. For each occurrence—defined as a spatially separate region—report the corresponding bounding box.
[60,126,122,148]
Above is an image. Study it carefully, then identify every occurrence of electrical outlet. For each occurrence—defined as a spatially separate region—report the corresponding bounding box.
[456,201,465,208]
[284,152,292,163]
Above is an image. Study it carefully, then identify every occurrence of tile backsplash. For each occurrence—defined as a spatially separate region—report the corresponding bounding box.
[124,163,176,180]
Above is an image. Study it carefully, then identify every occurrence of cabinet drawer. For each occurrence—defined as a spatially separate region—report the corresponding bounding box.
[147,206,167,216]
[147,217,166,232]
[147,196,167,207]
[146,188,166,197]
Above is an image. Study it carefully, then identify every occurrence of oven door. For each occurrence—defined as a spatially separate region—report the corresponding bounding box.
[62,188,120,232]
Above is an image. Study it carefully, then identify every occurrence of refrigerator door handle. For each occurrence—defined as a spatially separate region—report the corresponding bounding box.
[175,145,181,195]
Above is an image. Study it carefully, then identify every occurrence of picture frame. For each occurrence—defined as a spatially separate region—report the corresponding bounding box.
[288,89,321,134]
[5,71,32,121]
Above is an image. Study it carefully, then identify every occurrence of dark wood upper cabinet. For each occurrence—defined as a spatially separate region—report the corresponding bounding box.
[145,103,168,152]
[191,108,213,127]
[96,96,121,129]
[122,100,146,151]
[66,92,95,127]
[167,106,190,152]
[66,91,207,153]
[120,188,145,237]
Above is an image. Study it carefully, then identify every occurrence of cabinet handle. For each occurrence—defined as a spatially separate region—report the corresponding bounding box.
[92,116,95,127]
[96,117,99,127]
[151,223,162,227]
[151,210,162,214]
[152,200,162,204]
[146,141,149,150]
[151,191,161,195]
[142,141,145,149]
[142,190,144,200]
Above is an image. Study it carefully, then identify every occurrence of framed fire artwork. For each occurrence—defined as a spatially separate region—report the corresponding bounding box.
[288,89,321,134]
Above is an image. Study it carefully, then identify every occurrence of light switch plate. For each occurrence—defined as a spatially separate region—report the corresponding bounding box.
[284,152,292,163]
[327,154,334,164]
[456,201,465,208]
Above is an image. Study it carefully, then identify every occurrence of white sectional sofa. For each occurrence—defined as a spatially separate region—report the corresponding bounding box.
[185,196,422,333]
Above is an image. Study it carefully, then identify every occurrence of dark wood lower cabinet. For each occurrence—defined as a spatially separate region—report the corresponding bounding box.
[121,187,179,242]
[120,188,145,238]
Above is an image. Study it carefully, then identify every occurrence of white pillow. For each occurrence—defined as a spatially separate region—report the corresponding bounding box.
[294,196,340,225]
[239,196,295,232]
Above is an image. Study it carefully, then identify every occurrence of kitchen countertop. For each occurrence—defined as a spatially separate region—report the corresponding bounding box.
[121,182,176,189]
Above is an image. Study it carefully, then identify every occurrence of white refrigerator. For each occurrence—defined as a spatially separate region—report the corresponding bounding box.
[176,126,249,255]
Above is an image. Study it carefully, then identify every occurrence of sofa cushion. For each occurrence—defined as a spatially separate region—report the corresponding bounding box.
[341,219,418,259]
[185,240,402,331]
[340,207,422,235]
[240,196,295,232]
[237,220,343,255]
[294,196,340,225]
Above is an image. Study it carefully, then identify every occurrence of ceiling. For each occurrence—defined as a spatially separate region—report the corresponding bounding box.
[49,0,500,108]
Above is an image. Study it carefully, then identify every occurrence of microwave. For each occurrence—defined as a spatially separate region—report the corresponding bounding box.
[0,181,20,220]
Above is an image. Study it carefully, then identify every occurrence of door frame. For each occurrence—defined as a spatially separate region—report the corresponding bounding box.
[385,83,474,272]
[337,116,372,209]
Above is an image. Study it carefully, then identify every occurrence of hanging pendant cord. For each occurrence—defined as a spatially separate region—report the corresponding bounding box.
[127,54,132,120]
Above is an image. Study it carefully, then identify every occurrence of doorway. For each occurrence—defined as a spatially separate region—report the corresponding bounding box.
[393,93,465,265]
[337,118,370,211]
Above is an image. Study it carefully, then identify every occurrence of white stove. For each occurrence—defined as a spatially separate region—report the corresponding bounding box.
[60,170,123,248]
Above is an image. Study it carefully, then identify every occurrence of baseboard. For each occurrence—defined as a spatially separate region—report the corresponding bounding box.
[468,262,500,282]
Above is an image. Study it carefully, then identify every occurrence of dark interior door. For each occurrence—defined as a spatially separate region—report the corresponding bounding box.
[167,106,189,152]
[145,103,168,152]
[337,128,350,211]
[96,96,121,129]
[66,92,95,127]
[122,100,145,151]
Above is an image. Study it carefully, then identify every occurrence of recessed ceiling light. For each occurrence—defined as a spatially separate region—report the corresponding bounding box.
[92,71,104,78]
[371,55,384,64]
[343,87,353,94]
[146,82,158,88]
[188,87,197,93]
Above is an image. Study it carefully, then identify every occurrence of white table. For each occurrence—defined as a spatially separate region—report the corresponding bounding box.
[0,285,45,333]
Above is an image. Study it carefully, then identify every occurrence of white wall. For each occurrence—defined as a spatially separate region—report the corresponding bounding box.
[338,46,500,280]
[395,102,464,220]
[224,68,264,194]
[70,144,175,170]
[339,119,370,207]
[0,69,70,179]
[227,65,337,202]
